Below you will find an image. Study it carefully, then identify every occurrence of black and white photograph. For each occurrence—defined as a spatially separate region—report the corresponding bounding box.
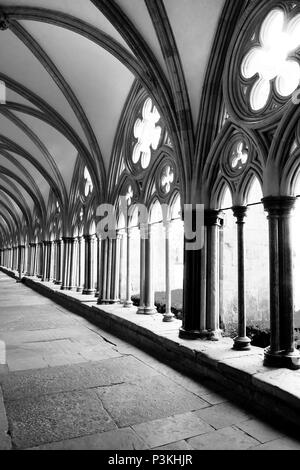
[0,0,300,457]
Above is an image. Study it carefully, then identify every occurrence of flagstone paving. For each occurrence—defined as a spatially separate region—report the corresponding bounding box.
[0,272,300,450]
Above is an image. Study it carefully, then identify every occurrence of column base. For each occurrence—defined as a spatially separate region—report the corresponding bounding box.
[233,336,252,351]
[68,287,77,292]
[207,329,223,342]
[179,327,202,340]
[82,289,96,295]
[137,306,157,315]
[54,281,62,285]
[264,347,300,370]
[163,312,175,323]
[77,287,83,293]
[123,300,133,308]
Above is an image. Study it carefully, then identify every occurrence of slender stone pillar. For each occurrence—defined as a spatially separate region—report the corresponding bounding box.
[105,238,113,301]
[37,242,43,278]
[42,241,49,281]
[83,235,96,295]
[27,243,35,276]
[68,237,77,291]
[17,245,24,281]
[232,206,251,350]
[112,234,121,303]
[32,244,36,276]
[124,228,133,308]
[76,236,84,292]
[98,238,108,304]
[61,237,70,290]
[95,236,102,297]
[119,232,125,302]
[163,221,174,322]
[263,196,300,370]
[205,210,224,341]
[137,224,157,315]
[54,240,63,285]
[219,222,225,330]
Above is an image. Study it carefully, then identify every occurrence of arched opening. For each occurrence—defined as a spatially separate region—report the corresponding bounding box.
[244,178,269,334]
[220,186,237,331]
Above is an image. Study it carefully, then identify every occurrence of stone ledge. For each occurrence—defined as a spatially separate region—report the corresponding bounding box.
[1,267,300,431]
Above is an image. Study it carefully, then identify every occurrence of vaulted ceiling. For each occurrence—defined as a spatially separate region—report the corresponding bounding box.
[0,0,226,243]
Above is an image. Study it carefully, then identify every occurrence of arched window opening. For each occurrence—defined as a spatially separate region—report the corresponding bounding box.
[132,98,162,170]
[150,200,166,313]
[220,186,237,331]
[241,9,300,111]
[244,179,270,333]
[84,167,94,198]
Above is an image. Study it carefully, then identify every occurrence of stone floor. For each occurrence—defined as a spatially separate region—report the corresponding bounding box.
[0,272,300,450]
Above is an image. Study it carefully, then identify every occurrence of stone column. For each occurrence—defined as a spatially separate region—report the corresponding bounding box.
[17,245,24,281]
[37,242,43,278]
[76,236,84,292]
[32,243,37,276]
[137,224,157,315]
[205,210,224,341]
[112,234,121,303]
[98,238,108,304]
[179,208,204,339]
[28,243,35,276]
[95,236,102,297]
[42,241,49,281]
[54,240,63,285]
[61,237,70,290]
[83,235,96,295]
[68,237,77,291]
[232,206,251,351]
[124,228,133,308]
[263,196,300,370]
[163,221,174,322]
[105,238,113,301]
[119,232,125,302]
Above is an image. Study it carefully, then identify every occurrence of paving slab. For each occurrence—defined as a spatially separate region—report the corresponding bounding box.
[194,402,252,429]
[30,428,148,450]
[6,389,116,449]
[0,356,160,401]
[154,440,194,450]
[251,437,300,450]
[132,412,213,448]
[236,419,284,444]
[96,375,210,427]
[187,426,259,450]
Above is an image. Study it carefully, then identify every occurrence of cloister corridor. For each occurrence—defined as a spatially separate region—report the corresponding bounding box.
[0,271,299,451]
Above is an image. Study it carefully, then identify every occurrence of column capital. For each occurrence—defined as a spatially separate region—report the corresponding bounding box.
[204,209,224,227]
[29,242,36,248]
[232,206,248,223]
[84,234,96,242]
[62,236,73,243]
[262,196,296,216]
